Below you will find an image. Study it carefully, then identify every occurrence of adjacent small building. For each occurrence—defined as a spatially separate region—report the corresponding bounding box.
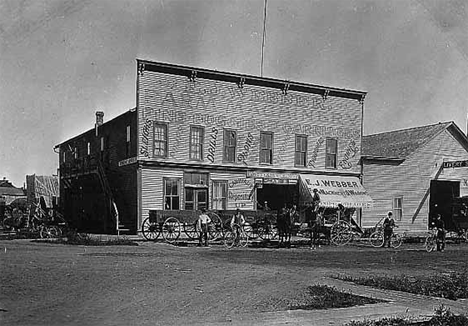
[56,59,373,234]
[361,122,468,235]
[25,174,59,209]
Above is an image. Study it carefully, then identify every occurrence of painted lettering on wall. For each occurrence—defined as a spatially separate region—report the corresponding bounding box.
[307,137,325,168]
[228,178,254,189]
[237,132,254,165]
[276,132,292,164]
[169,124,184,159]
[206,127,219,163]
[139,119,152,158]
[339,140,359,169]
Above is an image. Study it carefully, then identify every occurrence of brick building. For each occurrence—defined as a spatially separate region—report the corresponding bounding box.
[56,60,373,234]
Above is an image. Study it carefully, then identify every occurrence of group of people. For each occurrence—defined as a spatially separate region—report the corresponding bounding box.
[196,208,246,247]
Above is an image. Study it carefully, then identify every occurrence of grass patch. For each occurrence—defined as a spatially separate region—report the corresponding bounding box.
[260,284,384,311]
[345,306,468,325]
[334,271,468,300]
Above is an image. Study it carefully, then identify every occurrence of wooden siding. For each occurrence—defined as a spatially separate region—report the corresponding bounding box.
[137,71,363,175]
[362,129,468,234]
[210,171,255,210]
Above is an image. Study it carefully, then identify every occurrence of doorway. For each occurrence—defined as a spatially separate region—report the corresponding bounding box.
[429,180,459,229]
[256,184,298,211]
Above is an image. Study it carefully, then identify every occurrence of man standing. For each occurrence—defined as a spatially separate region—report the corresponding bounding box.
[435,214,446,252]
[382,211,395,248]
[197,208,211,247]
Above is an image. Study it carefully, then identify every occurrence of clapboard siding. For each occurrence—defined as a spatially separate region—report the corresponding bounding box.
[362,129,468,234]
[138,71,363,175]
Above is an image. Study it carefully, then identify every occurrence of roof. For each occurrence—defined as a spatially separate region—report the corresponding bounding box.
[0,186,25,196]
[362,122,466,160]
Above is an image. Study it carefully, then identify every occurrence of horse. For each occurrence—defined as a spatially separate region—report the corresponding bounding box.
[277,207,294,247]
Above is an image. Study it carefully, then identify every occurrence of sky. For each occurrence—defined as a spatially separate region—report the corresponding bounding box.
[1,0,468,188]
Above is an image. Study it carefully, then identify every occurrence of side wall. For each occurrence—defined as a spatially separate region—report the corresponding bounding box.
[362,129,468,234]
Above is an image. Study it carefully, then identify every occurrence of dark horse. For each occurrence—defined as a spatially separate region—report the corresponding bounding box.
[277,206,294,247]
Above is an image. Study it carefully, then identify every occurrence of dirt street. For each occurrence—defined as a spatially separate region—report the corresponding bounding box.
[1,239,468,326]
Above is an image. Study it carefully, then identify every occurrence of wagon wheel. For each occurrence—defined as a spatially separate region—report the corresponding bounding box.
[162,217,181,244]
[243,223,256,239]
[39,225,60,239]
[207,212,224,241]
[141,217,161,241]
[369,231,384,248]
[330,220,352,246]
[184,222,198,240]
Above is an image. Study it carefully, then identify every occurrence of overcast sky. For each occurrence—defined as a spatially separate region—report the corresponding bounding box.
[1,0,467,188]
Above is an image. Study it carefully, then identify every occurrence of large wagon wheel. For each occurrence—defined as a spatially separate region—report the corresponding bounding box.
[330,220,353,246]
[141,217,161,241]
[183,222,199,240]
[207,212,224,241]
[162,217,181,243]
[39,225,60,239]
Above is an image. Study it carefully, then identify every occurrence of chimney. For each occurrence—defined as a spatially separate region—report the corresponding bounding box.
[95,111,104,136]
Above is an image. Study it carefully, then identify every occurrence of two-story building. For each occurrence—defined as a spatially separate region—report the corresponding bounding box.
[56,60,373,234]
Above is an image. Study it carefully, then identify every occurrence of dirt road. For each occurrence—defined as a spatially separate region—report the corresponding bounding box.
[1,239,467,326]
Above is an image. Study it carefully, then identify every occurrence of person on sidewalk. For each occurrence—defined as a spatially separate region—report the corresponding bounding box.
[435,214,446,252]
[382,211,395,248]
[197,208,211,247]
[230,208,246,245]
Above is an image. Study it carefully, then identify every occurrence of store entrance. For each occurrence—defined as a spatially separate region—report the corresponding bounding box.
[256,184,298,211]
[429,180,459,228]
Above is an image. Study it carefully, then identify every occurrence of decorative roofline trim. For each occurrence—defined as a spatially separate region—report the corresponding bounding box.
[136,59,367,101]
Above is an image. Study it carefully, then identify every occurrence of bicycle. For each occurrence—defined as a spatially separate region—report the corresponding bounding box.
[424,228,437,252]
[224,223,249,248]
[369,229,403,248]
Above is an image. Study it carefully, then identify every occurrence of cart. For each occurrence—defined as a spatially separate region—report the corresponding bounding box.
[141,210,224,244]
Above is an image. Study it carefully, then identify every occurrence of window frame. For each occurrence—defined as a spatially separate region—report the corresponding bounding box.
[294,134,308,167]
[259,131,274,165]
[223,129,237,163]
[325,138,338,169]
[212,180,228,210]
[163,177,181,210]
[153,122,168,158]
[393,196,403,221]
[189,125,204,161]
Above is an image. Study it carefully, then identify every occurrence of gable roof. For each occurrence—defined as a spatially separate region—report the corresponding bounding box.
[0,186,25,196]
[362,122,467,160]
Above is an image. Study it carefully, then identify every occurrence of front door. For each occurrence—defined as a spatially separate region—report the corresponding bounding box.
[429,180,460,229]
[185,188,208,211]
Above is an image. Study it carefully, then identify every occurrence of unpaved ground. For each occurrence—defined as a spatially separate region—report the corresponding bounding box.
[1,239,468,326]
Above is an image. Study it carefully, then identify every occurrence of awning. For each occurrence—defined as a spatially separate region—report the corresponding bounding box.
[299,174,373,208]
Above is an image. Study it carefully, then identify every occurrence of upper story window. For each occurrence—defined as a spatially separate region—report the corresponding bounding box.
[62,151,66,163]
[325,138,337,169]
[153,123,168,158]
[223,129,237,163]
[87,142,91,156]
[100,137,104,152]
[74,147,79,160]
[189,126,204,160]
[295,135,307,167]
[393,196,403,221]
[259,132,273,164]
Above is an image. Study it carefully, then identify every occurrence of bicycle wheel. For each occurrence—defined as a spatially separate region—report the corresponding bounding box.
[184,222,198,240]
[425,235,436,252]
[207,212,224,241]
[369,231,384,248]
[141,217,160,241]
[391,233,402,249]
[239,230,249,248]
[223,231,236,248]
[162,217,181,243]
[39,225,59,239]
